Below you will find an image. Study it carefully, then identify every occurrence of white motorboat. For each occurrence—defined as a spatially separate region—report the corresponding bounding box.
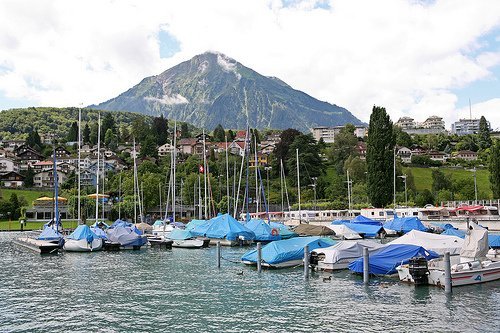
[64,237,103,252]
[397,223,500,287]
[486,248,500,261]
[310,240,384,271]
[166,229,207,248]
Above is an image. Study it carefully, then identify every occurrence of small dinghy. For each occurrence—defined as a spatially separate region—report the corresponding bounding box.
[64,225,103,252]
[169,229,207,248]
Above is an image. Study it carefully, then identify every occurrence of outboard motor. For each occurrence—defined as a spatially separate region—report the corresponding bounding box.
[408,257,429,286]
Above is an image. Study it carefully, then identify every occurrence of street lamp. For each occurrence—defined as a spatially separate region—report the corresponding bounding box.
[398,174,407,208]
[309,177,318,210]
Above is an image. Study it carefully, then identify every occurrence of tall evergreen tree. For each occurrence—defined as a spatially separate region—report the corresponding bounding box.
[478,115,492,149]
[26,130,42,151]
[152,115,169,145]
[180,123,191,138]
[102,113,116,139]
[23,166,35,188]
[213,124,225,142]
[489,139,500,198]
[67,121,78,142]
[83,124,91,144]
[366,106,395,207]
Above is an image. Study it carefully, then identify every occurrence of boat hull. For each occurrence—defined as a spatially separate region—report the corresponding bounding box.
[209,238,252,247]
[13,237,60,254]
[316,258,352,271]
[429,261,500,287]
[171,238,205,248]
[64,238,103,252]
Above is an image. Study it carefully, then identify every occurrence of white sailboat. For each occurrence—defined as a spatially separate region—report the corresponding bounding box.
[64,108,103,252]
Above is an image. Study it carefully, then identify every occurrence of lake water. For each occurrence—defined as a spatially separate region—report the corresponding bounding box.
[1,232,499,333]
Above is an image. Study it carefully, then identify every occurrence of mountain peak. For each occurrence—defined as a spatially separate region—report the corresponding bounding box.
[91,53,362,131]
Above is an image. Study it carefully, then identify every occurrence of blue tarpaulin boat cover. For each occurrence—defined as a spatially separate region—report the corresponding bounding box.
[91,221,110,229]
[186,219,208,231]
[190,220,213,236]
[107,226,147,247]
[383,217,428,233]
[442,229,500,248]
[91,226,108,239]
[169,229,195,240]
[431,223,455,230]
[242,236,335,265]
[348,244,439,275]
[245,219,281,241]
[110,219,132,229]
[341,222,384,238]
[269,222,298,239]
[351,215,383,226]
[331,219,351,225]
[67,225,98,243]
[441,228,466,238]
[37,226,63,241]
[153,220,164,227]
[205,214,255,241]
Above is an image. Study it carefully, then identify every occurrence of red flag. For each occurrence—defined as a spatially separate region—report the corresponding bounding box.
[199,165,204,174]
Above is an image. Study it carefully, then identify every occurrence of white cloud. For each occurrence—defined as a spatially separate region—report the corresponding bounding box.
[455,98,500,131]
[0,0,500,128]
[145,94,189,105]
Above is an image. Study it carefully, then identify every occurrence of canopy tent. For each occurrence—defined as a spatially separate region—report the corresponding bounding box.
[245,219,281,242]
[241,236,335,265]
[348,244,439,275]
[327,224,362,240]
[185,219,208,231]
[269,222,298,239]
[351,215,383,226]
[383,216,428,234]
[37,226,64,241]
[204,214,255,241]
[451,205,484,213]
[293,224,335,236]
[67,225,98,243]
[169,229,196,240]
[312,240,384,265]
[341,222,384,238]
[389,230,464,255]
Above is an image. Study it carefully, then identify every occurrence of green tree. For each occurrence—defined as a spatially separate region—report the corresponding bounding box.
[180,123,191,138]
[286,134,323,186]
[478,116,492,150]
[83,123,91,144]
[102,113,116,138]
[394,126,412,148]
[366,106,395,207]
[489,139,500,198]
[140,135,158,158]
[271,128,301,176]
[23,166,35,188]
[26,130,42,151]
[415,189,434,207]
[344,155,366,183]
[9,193,21,219]
[431,169,452,193]
[213,124,226,142]
[67,122,78,142]
[329,124,357,172]
[152,115,169,146]
[104,128,118,150]
[132,116,151,142]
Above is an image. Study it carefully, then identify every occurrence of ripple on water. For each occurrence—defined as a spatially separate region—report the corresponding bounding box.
[0,232,499,333]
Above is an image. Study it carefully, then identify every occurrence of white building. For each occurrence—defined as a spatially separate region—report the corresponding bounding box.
[452,118,489,136]
[158,143,175,157]
[0,157,17,173]
[311,125,367,144]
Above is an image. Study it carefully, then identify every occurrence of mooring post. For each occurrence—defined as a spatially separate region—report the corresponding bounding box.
[257,242,262,273]
[363,247,369,284]
[444,251,452,294]
[216,241,221,269]
[304,245,310,279]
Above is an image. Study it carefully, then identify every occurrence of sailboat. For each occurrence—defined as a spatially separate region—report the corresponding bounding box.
[64,108,103,252]
[13,145,64,254]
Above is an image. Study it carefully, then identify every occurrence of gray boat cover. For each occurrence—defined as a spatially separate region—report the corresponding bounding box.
[312,240,384,265]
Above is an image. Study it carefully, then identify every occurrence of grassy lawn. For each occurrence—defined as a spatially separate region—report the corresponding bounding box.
[0,188,52,208]
[406,167,492,198]
[0,220,79,231]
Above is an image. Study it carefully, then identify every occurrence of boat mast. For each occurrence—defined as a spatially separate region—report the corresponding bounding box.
[347,170,352,217]
[203,130,207,219]
[280,159,284,214]
[198,174,202,219]
[132,138,137,223]
[77,106,81,224]
[172,121,177,223]
[254,132,259,216]
[95,112,101,224]
[296,148,301,224]
[102,152,105,220]
[53,144,59,229]
[234,131,248,218]
[225,134,230,214]
[118,172,122,220]
[159,182,162,220]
